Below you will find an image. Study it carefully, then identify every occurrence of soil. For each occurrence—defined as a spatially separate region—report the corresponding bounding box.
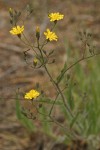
[0,0,100,150]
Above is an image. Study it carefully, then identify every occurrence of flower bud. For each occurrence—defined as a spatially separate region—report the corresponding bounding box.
[36,26,40,40]
[9,8,13,17]
[33,58,38,66]
[9,8,13,13]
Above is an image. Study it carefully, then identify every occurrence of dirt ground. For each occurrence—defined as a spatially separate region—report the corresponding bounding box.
[0,0,100,149]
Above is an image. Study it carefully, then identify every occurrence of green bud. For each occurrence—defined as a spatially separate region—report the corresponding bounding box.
[36,26,40,40]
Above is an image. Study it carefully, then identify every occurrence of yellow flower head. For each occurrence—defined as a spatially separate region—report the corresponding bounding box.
[10,25,24,35]
[24,89,40,100]
[44,29,58,41]
[48,12,64,22]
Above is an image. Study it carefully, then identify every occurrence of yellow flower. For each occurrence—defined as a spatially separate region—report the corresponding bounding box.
[44,29,58,41]
[24,89,40,100]
[10,25,24,35]
[48,12,64,22]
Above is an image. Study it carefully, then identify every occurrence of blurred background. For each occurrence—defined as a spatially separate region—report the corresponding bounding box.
[0,0,100,149]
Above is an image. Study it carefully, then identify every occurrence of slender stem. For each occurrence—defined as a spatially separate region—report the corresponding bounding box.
[35,38,100,133]
[21,33,38,55]
[49,116,80,139]
[49,92,59,116]
[37,39,83,130]
[58,52,100,84]
[44,64,83,131]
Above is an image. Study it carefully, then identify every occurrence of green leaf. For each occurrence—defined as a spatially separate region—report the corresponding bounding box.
[57,62,67,83]
[40,106,51,134]
[70,112,80,128]
[48,50,54,56]
[38,98,63,105]
[67,82,74,110]
[15,93,35,131]
[20,114,35,132]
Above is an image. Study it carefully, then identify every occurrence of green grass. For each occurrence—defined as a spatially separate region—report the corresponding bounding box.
[63,53,100,137]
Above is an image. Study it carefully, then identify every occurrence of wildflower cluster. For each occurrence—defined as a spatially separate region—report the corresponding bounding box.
[10,12,64,42]
[9,7,100,144]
